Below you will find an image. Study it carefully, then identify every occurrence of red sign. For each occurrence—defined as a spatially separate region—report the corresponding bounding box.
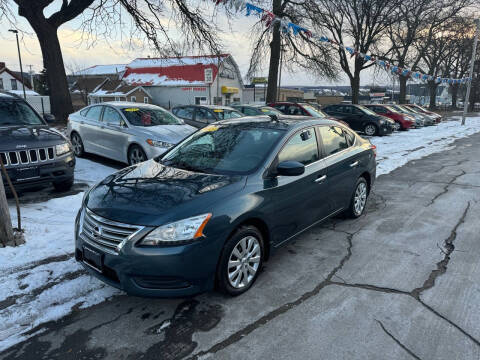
[181,87,207,91]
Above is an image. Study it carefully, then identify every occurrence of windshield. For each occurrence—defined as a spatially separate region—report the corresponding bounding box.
[121,107,183,126]
[160,124,285,175]
[394,105,413,113]
[212,108,243,120]
[259,106,283,115]
[357,105,378,116]
[300,104,326,118]
[0,101,43,126]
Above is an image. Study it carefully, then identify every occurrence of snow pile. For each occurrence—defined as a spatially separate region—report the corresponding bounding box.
[1,115,480,351]
[127,55,228,69]
[73,64,126,76]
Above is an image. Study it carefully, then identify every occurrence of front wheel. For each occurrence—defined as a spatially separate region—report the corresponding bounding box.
[347,177,368,218]
[53,177,74,192]
[393,122,401,131]
[364,123,378,136]
[71,133,84,157]
[217,225,264,296]
[128,145,147,165]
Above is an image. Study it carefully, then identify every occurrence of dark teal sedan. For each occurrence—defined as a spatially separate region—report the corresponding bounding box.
[75,117,376,297]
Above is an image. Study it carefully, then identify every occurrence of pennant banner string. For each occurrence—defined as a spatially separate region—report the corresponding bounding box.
[216,0,471,84]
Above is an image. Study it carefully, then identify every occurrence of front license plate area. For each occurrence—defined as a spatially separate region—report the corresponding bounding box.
[83,246,103,272]
[15,167,40,181]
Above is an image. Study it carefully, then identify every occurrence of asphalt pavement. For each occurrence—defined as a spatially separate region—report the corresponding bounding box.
[2,131,480,360]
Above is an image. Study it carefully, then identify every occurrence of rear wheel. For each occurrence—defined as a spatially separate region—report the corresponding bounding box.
[364,123,378,136]
[128,145,147,165]
[393,122,401,131]
[347,177,368,218]
[71,133,84,157]
[217,225,264,296]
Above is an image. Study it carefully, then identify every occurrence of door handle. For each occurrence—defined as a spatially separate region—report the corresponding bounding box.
[350,161,359,168]
[315,175,327,183]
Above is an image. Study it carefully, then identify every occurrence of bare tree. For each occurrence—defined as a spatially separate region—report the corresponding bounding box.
[242,0,338,103]
[313,0,400,104]
[0,0,223,121]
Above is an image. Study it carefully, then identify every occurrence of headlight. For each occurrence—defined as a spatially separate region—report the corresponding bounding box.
[139,213,212,246]
[77,207,85,238]
[378,118,385,124]
[146,139,174,149]
[55,142,71,156]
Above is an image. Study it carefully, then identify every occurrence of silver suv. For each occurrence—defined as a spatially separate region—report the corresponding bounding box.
[67,102,196,165]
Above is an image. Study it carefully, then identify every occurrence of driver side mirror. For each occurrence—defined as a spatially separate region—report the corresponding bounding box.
[277,161,305,176]
[43,114,55,123]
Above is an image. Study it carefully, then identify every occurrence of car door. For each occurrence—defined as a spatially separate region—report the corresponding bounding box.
[318,125,363,211]
[263,127,331,246]
[81,105,104,154]
[194,107,216,127]
[99,106,130,162]
[324,105,344,120]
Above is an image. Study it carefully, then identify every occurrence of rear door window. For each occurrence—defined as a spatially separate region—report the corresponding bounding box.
[85,106,103,122]
[277,128,319,165]
[103,106,123,126]
[318,126,349,156]
[175,107,194,120]
[195,108,216,123]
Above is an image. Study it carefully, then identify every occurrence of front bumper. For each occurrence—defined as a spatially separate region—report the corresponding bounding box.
[1,153,75,191]
[74,209,223,297]
[144,145,170,160]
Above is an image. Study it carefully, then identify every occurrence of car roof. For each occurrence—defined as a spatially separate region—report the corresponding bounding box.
[102,101,162,109]
[212,115,340,130]
[233,104,271,108]
[0,91,20,100]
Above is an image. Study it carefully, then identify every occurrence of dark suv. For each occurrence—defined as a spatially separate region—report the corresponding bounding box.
[0,92,75,192]
[172,105,244,128]
[322,104,395,136]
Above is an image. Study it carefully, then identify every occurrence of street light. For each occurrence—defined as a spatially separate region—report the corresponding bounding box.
[8,29,26,100]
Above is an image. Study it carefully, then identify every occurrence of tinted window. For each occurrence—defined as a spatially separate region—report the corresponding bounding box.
[85,106,103,122]
[319,126,348,156]
[351,106,364,115]
[174,107,194,120]
[337,105,352,114]
[103,107,123,125]
[278,128,319,166]
[374,106,387,114]
[243,107,259,116]
[196,108,216,123]
[212,109,243,120]
[0,101,43,125]
[121,106,182,126]
[285,105,303,116]
[161,125,285,174]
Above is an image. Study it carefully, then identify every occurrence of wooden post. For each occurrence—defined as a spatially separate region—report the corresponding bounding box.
[0,179,13,247]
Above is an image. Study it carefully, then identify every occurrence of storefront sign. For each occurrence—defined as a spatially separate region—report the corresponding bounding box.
[221,86,239,94]
[181,87,207,91]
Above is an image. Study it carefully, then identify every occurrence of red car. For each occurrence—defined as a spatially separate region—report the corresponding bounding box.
[403,104,441,123]
[268,102,350,127]
[364,104,414,131]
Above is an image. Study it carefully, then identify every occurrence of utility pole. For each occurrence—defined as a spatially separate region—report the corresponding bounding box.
[27,64,34,92]
[462,19,480,126]
[8,29,26,100]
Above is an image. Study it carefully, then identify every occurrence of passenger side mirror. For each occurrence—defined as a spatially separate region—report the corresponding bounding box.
[43,114,55,123]
[277,161,305,176]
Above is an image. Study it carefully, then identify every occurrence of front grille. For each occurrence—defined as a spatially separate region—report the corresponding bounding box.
[0,147,55,167]
[80,208,142,253]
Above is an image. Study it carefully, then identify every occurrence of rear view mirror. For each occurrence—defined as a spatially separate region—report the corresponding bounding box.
[277,161,305,176]
[43,114,55,123]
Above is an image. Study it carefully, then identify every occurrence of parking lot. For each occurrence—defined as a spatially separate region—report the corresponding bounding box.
[1,114,480,359]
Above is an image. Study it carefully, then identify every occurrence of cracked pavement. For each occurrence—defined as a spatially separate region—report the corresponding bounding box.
[2,132,480,360]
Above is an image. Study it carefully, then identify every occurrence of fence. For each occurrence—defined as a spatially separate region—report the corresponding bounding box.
[26,96,51,115]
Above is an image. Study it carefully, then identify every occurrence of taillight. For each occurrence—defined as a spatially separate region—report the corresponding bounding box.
[370,144,377,157]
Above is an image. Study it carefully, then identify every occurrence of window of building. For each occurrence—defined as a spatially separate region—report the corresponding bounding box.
[195,96,207,105]
[131,96,136,102]
[144,97,149,104]
[0,79,3,89]
[11,79,17,90]
[318,126,348,156]
[278,128,319,166]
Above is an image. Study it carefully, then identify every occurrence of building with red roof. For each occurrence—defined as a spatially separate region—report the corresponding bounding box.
[121,54,243,108]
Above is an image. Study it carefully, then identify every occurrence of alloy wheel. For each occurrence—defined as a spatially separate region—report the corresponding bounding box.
[394,122,401,131]
[129,147,146,164]
[71,134,83,156]
[354,182,367,216]
[227,236,261,289]
[364,124,376,136]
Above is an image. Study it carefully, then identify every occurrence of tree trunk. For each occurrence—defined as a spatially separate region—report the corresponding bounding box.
[36,27,73,122]
[266,0,282,103]
[0,180,13,247]
[451,84,458,109]
[428,81,438,110]
[399,76,407,104]
[350,75,360,104]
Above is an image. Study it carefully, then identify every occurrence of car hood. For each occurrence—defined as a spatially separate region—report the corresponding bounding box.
[85,159,246,226]
[0,125,66,151]
[133,124,196,143]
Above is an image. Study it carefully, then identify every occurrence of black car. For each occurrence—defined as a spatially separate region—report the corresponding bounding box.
[171,105,244,128]
[322,104,395,136]
[231,104,283,116]
[0,92,75,192]
[76,116,376,297]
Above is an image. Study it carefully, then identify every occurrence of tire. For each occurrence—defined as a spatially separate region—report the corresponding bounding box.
[53,177,74,192]
[364,123,378,136]
[216,225,264,296]
[128,145,147,165]
[347,177,368,218]
[70,132,84,157]
[393,122,401,131]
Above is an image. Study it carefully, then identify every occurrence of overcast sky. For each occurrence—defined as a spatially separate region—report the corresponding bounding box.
[0,1,392,87]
